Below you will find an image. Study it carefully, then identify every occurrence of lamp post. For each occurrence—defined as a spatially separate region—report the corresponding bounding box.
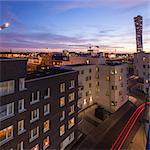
[0,22,10,30]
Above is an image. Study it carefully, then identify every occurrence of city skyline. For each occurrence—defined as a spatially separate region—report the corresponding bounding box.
[0,0,150,53]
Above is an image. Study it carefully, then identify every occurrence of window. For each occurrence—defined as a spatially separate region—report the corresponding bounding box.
[69,105,74,115]
[30,91,40,104]
[106,76,110,81]
[110,70,117,75]
[44,104,50,116]
[44,88,50,99]
[60,125,65,136]
[112,86,117,90]
[89,68,92,73]
[19,78,26,91]
[43,120,50,133]
[60,83,65,93]
[17,141,24,150]
[0,125,13,145]
[60,97,65,107]
[0,80,15,96]
[30,127,39,142]
[18,99,25,113]
[18,120,25,135]
[81,70,84,74]
[43,136,50,150]
[89,83,92,88]
[96,82,99,86]
[30,108,39,123]
[89,76,91,80]
[68,93,75,102]
[111,101,117,106]
[85,76,88,81]
[69,80,75,89]
[31,144,39,150]
[68,117,75,129]
[119,76,122,81]
[60,111,65,121]
[96,67,99,72]
[0,102,14,121]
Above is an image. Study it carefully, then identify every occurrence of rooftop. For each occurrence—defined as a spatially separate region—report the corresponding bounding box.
[64,63,95,67]
[26,67,75,80]
[0,57,27,61]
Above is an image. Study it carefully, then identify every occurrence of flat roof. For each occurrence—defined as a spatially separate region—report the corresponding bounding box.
[64,63,95,67]
[26,67,75,80]
[102,62,127,66]
[0,57,27,61]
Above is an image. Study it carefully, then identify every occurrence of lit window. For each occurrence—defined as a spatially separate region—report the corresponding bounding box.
[112,86,117,90]
[19,78,26,91]
[68,93,75,102]
[119,76,122,81]
[60,97,65,107]
[69,80,75,89]
[43,136,50,150]
[44,88,50,99]
[17,141,23,150]
[30,108,39,123]
[31,144,38,150]
[18,120,25,135]
[111,101,117,106]
[29,127,39,142]
[60,125,65,136]
[43,120,50,133]
[60,83,65,93]
[0,125,13,145]
[18,99,25,113]
[68,117,75,129]
[60,111,65,121]
[110,70,117,75]
[30,91,40,104]
[0,102,14,121]
[96,67,99,72]
[0,80,15,96]
[68,105,74,115]
[44,104,50,116]
[106,76,110,81]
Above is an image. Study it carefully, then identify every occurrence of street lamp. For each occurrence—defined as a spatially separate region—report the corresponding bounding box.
[0,22,11,30]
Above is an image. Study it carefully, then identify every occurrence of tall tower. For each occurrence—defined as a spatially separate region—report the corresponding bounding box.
[134,15,143,52]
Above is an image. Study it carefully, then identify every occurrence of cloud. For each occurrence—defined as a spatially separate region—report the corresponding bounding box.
[0,32,90,49]
[47,0,148,14]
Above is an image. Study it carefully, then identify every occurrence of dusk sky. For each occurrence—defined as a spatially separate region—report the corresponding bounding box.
[0,0,149,53]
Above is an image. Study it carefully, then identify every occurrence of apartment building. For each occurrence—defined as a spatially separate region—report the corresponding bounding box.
[133,51,150,95]
[98,62,128,112]
[62,64,99,111]
[0,57,78,150]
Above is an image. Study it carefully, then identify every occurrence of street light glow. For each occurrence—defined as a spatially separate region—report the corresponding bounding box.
[4,22,10,28]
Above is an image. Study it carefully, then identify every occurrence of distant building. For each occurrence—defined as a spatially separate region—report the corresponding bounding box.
[133,51,150,95]
[0,57,78,150]
[134,15,143,52]
[98,62,128,112]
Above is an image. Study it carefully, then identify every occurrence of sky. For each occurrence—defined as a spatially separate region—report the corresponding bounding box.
[0,0,149,53]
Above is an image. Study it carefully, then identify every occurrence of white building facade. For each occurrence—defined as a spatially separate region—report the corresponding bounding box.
[98,63,128,112]
[62,64,99,111]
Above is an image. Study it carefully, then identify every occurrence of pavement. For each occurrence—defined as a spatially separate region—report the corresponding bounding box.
[71,101,137,149]
[128,124,146,150]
